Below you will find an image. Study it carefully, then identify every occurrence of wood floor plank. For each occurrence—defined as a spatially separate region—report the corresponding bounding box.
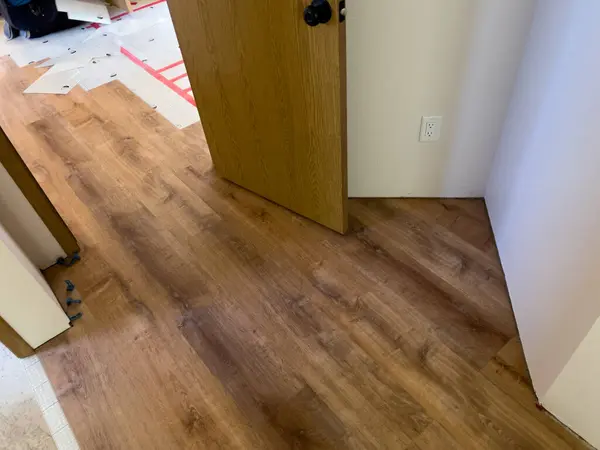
[482,338,592,449]
[166,171,502,372]
[410,422,462,450]
[0,55,590,449]
[389,199,498,259]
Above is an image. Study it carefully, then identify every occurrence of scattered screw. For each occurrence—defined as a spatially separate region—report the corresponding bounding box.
[66,297,82,306]
[65,280,75,292]
[56,252,81,267]
[69,312,83,322]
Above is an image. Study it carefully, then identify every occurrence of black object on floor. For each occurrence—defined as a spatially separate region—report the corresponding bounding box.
[3,20,19,39]
[0,0,80,40]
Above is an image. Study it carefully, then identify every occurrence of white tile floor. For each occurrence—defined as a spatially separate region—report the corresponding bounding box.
[0,344,79,450]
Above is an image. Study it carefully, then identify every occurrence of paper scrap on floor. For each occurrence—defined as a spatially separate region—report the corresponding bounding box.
[56,0,111,25]
[0,0,200,129]
[24,64,83,95]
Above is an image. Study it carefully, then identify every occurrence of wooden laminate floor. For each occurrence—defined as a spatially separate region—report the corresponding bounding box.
[0,57,590,449]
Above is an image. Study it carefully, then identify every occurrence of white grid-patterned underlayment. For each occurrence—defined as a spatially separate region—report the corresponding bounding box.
[0,0,199,129]
[0,344,78,450]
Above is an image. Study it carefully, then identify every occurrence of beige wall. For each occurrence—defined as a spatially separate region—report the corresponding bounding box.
[486,0,600,445]
[545,317,600,448]
[347,0,536,197]
[0,162,65,269]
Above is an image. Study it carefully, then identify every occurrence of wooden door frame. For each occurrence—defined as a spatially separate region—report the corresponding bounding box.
[0,317,33,358]
[0,127,79,256]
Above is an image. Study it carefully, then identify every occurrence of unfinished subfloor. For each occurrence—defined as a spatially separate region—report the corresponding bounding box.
[0,56,591,449]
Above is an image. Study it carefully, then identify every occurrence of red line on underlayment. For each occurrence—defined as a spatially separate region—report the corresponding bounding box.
[88,0,167,27]
[156,60,183,74]
[83,0,193,107]
[120,47,196,107]
[169,73,187,83]
[115,0,166,19]
[131,0,165,12]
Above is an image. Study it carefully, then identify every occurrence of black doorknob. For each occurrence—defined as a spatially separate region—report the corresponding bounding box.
[304,0,332,27]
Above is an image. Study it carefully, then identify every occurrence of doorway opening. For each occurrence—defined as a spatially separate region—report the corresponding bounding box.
[0,0,199,128]
[0,1,587,448]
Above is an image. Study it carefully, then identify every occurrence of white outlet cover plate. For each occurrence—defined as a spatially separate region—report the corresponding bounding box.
[419,116,442,142]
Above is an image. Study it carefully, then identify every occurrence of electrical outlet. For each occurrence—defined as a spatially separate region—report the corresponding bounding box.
[419,116,442,142]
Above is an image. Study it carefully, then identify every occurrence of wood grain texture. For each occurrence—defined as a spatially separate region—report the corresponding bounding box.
[0,57,591,449]
[0,126,79,256]
[110,0,132,13]
[167,0,348,232]
[0,316,34,358]
[482,338,593,449]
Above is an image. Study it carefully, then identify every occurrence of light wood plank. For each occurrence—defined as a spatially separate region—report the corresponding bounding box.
[110,0,132,13]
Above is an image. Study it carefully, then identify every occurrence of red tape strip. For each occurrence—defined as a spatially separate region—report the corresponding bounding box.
[156,60,184,74]
[120,47,196,107]
[88,0,167,28]
[169,73,187,83]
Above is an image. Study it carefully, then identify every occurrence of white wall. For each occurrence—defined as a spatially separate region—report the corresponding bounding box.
[347,0,536,197]
[0,163,65,269]
[0,223,70,349]
[486,0,600,445]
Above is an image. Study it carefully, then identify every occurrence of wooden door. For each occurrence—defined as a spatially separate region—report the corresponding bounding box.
[168,0,348,233]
